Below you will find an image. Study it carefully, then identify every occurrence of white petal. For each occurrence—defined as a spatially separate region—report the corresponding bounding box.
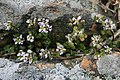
[27,50,32,53]
[77,16,81,20]
[40,49,45,52]
[45,54,48,58]
[26,19,30,23]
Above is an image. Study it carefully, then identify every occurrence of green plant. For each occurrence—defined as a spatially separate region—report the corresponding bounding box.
[1,14,118,63]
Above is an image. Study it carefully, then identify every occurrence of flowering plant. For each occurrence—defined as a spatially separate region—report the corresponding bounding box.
[0,14,119,63]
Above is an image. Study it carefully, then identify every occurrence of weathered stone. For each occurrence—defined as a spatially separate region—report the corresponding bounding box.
[0,58,20,80]
[0,3,14,29]
[0,58,44,80]
[0,58,92,80]
[0,0,98,15]
[12,66,44,80]
[97,54,120,77]
[0,0,101,29]
[80,55,97,74]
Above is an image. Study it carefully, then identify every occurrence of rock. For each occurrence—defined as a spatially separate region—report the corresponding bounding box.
[97,54,120,77]
[80,55,97,74]
[0,0,98,15]
[0,58,92,80]
[12,66,44,80]
[0,3,14,29]
[0,58,20,80]
[0,58,44,80]
[0,0,101,29]
[35,62,55,70]
[43,63,92,80]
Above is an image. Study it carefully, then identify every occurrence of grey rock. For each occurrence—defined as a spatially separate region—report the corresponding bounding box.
[0,58,20,80]
[0,0,97,15]
[43,63,92,80]
[97,54,120,77]
[0,3,14,29]
[0,58,92,80]
[0,58,44,80]
[12,66,44,80]
[0,0,100,29]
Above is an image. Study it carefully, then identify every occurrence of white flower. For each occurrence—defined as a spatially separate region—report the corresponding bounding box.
[38,22,45,27]
[27,34,34,42]
[13,35,24,45]
[104,19,116,30]
[4,21,12,30]
[17,50,26,57]
[91,35,102,47]
[45,19,49,23]
[72,16,82,25]
[41,49,45,52]
[39,49,51,59]
[17,50,29,62]
[45,54,48,59]
[72,17,76,21]
[38,18,52,33]
[104,45,112,53]
[105,19,109,23]
[95,14,103,22]
[65,34,72,42]
[48,25,52,31]
[26,19,31,23]
[56,43,66,55]
[77,16,81,20]
[27,49,33,53]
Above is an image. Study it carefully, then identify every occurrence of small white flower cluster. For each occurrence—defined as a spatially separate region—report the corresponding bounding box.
[72,16,82,25]
[27,34,34,42]
[91,35,103,48]
[4,21,12,30]
[13,35,24,45]
[92,13,104,23]
[65,34,73,42]
[65,29,86,42]
[26,19,34,27]
[38,18,52,33]
[104,45,112,53]
[104,19,116,31]
[56,43,66,55]
[39,49,51,59]
[17,49,33,64]
[93,14,116,31]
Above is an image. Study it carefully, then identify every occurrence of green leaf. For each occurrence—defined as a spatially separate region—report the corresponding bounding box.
[3,45,15,53]
[73,26,78,32]
[101,30,105,35]
[68,41,75,49]
[13,33,19,37]
[35,33,42,38]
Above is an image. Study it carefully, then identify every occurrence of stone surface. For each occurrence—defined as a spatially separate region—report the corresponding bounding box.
[80,55,97,73]
[97,54,120,77]
[0,58,20,80]
[0,0,98,15]
[0,56,120,80]
[0,58,92,80]
[0,0,100,29]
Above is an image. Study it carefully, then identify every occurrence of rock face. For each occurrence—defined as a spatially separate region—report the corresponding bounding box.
[0,58,92,80]
[0,0,100,29]
[0,58,20,80]
[97,54,120,77]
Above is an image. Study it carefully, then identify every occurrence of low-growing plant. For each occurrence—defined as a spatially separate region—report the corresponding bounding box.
[0,14,118,63]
